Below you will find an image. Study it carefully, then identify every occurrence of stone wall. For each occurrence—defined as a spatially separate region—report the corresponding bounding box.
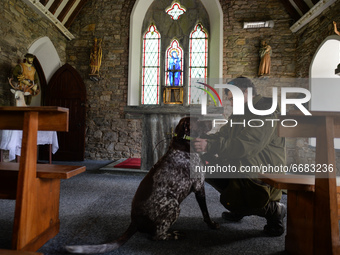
[0,0,67,106]
[67,0,142,160]
[2,0,337,166]
[296,1,340,78]
[67,0,300,161]
[220,0,300,167]
[290,1,340,171]
[221,0,296,79]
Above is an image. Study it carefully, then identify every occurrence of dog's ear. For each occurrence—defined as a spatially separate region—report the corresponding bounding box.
[183,118,190,135]
[175,117,191,137]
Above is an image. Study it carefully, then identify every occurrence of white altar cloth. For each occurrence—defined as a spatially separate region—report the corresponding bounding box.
[0,130,58,161]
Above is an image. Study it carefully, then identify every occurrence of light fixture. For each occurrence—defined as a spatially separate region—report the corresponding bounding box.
[243,20,274,29]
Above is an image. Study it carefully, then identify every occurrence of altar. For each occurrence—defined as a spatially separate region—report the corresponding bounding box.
[0,130,58,162]
[124,105,223,170]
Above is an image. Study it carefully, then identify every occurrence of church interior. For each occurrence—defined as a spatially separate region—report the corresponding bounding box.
[1,0,340,254]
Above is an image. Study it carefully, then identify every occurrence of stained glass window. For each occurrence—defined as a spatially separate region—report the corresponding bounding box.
[165,39,183,86]
[189,23,208,104]
[142,25,161,104]
[166,2,186,20]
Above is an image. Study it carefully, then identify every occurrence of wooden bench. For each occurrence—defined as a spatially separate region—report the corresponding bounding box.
[0,249,43,255]
[0,107,86,252]
[260,111,340,255]
[260,174,340,255]
[0,162,85,199]
[259,174,340,217]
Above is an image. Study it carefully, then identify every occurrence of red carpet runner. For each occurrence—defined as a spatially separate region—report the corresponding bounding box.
[113,158,141,169]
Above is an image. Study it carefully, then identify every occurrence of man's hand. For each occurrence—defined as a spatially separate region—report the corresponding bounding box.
[17,74,25,82]
[193,137,208,153]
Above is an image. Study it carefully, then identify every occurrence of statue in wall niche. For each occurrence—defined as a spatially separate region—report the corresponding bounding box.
[169,51,181,86]
[333,22,340,76]
[258,40,272,77]
[10,53,40,106]
[89,38,103,80]
[333,21,340,36]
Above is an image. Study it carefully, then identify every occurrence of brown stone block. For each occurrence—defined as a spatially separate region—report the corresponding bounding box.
[81,24,96,31]
[236,39,246,45]
[112,49,125,54]
[73,40,88,47]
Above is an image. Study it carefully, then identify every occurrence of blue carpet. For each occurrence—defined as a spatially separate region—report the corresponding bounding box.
[0,161,287,255]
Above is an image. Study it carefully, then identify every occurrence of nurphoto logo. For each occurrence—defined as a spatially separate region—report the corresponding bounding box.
[198,82,311,128]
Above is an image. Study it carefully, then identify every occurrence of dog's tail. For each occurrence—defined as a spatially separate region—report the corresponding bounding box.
[65,222,137,254]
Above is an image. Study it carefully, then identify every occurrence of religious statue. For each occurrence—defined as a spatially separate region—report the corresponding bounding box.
[168,50,181,86]
[89,38,103,79]
[333,21,340,75]
[333,21,340,36]
[258,40,272,77]
[10,53,40,105]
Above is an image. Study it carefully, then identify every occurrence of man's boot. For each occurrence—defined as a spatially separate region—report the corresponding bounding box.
[221,201,286,236]
[222,210,244,222]
[263,201,286,236]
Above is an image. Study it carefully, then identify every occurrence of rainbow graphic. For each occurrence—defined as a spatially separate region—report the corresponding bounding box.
[196,82,223,107]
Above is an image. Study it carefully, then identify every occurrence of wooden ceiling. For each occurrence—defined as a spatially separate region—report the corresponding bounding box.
[279,0,321,23]
[38,0,321,28]
[22,0,89,39]
[23,0,335,40]
[37,0,89,29]
[283,0,337,32]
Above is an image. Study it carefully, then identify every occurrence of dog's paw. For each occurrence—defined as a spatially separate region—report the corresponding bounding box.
[205,219,220,229]
[170,230,186,240]
[152,230,186,241]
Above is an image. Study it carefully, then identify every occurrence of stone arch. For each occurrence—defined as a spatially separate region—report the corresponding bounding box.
[128,0,223,105]
[309,35,340,148]
[28,36,61,106]
[309,35,340,111]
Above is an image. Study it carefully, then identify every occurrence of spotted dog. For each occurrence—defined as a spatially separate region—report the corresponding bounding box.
[66,117,219,254]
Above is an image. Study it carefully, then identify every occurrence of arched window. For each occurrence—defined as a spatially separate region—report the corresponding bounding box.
[132,0,222,106]
[141,24,161,104]
[135,0,222,106]
[165,39,183,86]
[189,23,208,104]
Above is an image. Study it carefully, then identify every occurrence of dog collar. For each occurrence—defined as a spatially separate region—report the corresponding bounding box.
[174,133,194,141]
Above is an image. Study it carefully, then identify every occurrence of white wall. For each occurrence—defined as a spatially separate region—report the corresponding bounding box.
[309,35,340,148]
[28,36,61,106]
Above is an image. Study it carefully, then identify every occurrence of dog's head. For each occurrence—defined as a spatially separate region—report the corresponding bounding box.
[172,117,212,151]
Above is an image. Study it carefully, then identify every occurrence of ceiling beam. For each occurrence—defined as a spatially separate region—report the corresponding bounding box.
[57,0,77,23]
[49,0,63,14]
[292,0,310,14]
[39,0,49,6]
[291,0,337,33]
[64,0,89,28]
[278,0,301,22]
[22,0,75,40]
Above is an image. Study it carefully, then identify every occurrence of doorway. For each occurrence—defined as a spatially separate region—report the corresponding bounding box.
[44,64,87,161]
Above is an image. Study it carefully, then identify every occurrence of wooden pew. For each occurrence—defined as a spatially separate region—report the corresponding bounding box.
[260,111,340,255]
[0,249,43,255]
[0,107,86,252]
[259,174,340,255]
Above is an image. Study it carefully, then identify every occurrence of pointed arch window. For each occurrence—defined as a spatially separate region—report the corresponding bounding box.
[165,39,183,86]
[189,23,208,104]
[142,24,161,105]
[138,1,215,105]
